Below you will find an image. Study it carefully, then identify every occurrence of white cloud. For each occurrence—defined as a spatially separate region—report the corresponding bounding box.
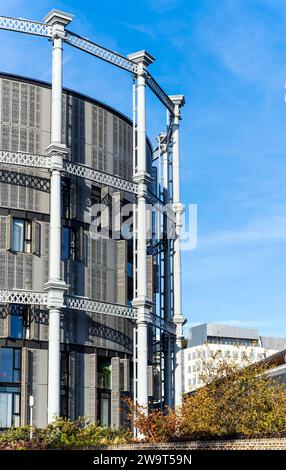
[199,214,286,249]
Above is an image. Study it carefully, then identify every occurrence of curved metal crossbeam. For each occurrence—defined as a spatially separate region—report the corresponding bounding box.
[65,295,136,320]
[0,16,51,37]
[0,288,175,334]
[0,150,51,169]
[0,289,48,306]
[0,169,50,193]
[0,15,174,115]
[65,30,136,74]
[63,160,138,194]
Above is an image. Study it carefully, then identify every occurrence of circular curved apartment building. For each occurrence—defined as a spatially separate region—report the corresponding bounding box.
[0,9,186,435]
[0,72,153,428]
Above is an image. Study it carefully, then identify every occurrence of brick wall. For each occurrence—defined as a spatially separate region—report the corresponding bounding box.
[89,438,286,450]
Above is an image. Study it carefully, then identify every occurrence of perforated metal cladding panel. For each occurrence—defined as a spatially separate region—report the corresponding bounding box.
[31,349,48,428]
[1,78,41,153]
[111,357,120,428]
[21,348,29,426]
[0,215,7,250]
[0,165,49,212]
[147,255,154,302]
[115,240,127,305]
[112,115,133,179]
[71,96,85,164]
[68,352,97,422]
[0,304,9,337]
[69,352,85,419]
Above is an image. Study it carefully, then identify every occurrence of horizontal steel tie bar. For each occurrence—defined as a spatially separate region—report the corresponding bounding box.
[146,74,175,115]
[63,160,139,194]
[150,312,176,335]
[0,16,51,37]
[64,294,137,319]
[0,149,51,169]
[0,290,175,333]
[0,289,48,305]
[65,30,137,73]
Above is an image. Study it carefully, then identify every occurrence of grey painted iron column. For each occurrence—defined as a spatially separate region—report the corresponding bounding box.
[128,50,155,415]
[169,95,185,409]
[43,9,73,423]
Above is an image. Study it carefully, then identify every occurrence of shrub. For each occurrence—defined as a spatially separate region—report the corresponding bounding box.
[0,417,131,450]
[129,350,286,442]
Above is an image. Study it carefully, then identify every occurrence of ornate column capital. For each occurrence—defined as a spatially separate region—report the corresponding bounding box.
[44,9,73,39]
[173,315,186,339]
[46,143,69,171]
[132,298,153,323]
[169,94,185,124]
[43,280,69,309]
[127,50,155,76]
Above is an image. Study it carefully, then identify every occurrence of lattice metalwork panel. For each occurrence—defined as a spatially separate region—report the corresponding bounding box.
[65,294,137,320]
[0,16,51,37]
[65,30,137,73]
[150,313,176,335]
[0,150,51,169]
[146,74,175,115]
[91,320,133,351]
[0,169,50,193]
[63,160,138,194]
[0,289,48,306]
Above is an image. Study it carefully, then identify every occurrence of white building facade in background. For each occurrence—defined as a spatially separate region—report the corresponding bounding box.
[183,323,286,393]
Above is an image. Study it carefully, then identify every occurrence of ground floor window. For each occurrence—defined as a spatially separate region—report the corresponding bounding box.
[0,387,21,428]
[0,347,21,429]
[97,391,110,427]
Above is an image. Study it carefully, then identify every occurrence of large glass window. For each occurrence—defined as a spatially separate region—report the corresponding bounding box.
[62,227,76,261]
[12,218,32,253]
[0,387,21,428]
[10,305,30,340]
[10,305,23,339]
[0,348,21,383]
[0,348,21,428]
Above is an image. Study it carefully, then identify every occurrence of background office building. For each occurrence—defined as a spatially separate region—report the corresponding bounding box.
[183,323,286,393]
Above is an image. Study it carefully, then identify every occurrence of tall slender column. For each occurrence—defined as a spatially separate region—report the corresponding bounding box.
[128,51,155,415]
[158,133,173,407]
[43,9,73,424]
[169,95,185,409]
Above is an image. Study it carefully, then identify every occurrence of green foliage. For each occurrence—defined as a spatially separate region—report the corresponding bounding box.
[0,417,131,450]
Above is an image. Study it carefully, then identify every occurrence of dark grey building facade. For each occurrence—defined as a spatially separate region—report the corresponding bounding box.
[0,72,154,428]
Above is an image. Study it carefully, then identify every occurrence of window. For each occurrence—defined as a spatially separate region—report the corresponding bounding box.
[61,178,71,219]
[0,387,21,428]
[12,218,32,253]
[10,305,30,339]
[62,226,86,263]
[62,227,76,261]
[0,348,21,428]
[0,348,21,383]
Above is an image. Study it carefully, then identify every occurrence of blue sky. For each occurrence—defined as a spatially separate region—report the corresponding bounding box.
[1,0,286,337]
